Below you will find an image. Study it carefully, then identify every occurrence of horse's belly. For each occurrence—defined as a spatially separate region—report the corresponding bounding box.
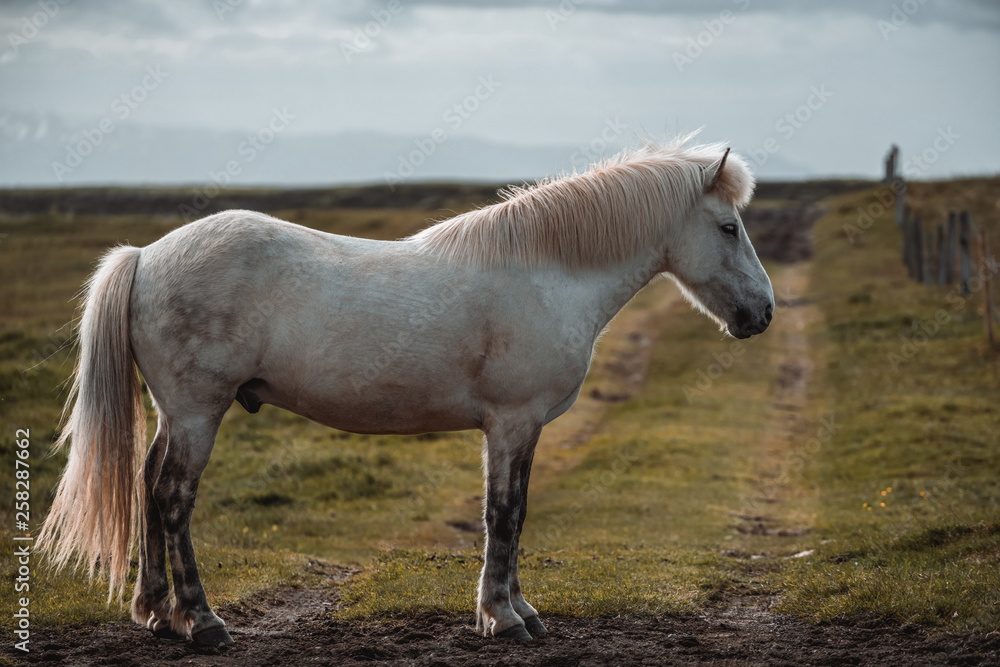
[299,397,479,435]
[246,375,481,435]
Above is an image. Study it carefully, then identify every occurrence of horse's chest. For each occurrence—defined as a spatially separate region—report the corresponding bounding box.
[470,331,594,410]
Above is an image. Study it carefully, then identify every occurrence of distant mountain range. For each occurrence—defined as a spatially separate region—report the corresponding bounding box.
[0,110,814,188]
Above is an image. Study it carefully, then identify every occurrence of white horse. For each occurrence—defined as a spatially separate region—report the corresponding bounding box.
[38,136,772,647]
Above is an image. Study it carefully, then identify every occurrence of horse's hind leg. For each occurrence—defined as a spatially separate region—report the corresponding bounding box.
[477,420,541,640]
[131,417,181,639]
[153,412,232,646]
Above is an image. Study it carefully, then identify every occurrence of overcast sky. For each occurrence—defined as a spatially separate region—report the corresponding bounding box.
[1,0,998,183]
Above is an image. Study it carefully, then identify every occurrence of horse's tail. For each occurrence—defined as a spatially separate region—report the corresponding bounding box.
[36,245,146,603]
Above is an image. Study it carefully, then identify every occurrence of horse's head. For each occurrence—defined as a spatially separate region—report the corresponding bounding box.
[663,148,774,339]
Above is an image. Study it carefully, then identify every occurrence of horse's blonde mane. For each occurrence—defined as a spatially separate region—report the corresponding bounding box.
[409,134,755,269]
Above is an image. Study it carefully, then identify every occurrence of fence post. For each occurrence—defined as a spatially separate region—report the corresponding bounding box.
[884,144,899,183]
[894,179,906,226]
[981,228,995,349]
[913,215,924,284]
[945,211,957,284]
[959,211,971,296]
[902,212,911,272]
[925,228,936,286]
[936,225,946,285]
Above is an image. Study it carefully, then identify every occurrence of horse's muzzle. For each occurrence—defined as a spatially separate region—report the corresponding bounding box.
[729,303,773,339]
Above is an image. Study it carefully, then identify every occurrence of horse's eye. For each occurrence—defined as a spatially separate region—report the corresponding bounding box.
[721,223,738,237]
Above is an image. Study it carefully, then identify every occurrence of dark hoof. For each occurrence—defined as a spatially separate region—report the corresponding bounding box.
[495,624,533,641]
[192,625,233,647]
[523,615,547,635]
[151,626,187,641]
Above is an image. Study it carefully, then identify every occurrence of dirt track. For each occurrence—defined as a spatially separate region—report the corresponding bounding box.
[14,585,1000,666]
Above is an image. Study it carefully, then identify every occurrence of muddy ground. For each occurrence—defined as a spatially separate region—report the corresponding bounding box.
[11,582,1000,666]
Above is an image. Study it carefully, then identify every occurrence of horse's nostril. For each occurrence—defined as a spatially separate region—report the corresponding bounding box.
[764,304,773,324]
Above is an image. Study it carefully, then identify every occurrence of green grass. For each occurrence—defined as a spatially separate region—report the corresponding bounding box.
[779,523,1000,631]
[340,548,736,620]
[2,178,999,635]
[775,180,1000,631]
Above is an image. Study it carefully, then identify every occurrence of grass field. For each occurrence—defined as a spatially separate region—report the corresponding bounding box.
[777,179,1000,631]
[1,178,998,636]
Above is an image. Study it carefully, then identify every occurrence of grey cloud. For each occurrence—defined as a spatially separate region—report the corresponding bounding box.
[4,0,995,42]
[1,0,185,36]
[409,0,1000,31]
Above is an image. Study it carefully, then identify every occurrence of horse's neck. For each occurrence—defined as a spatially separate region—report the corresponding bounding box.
[559,244,667,342]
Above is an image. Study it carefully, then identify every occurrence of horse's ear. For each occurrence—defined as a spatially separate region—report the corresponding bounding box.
[705,147,730,193]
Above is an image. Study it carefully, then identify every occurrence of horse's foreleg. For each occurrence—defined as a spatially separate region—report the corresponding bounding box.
[131,420,179,639]
[153,417,232,647]
[477,423,541,640]
[507,448,546,635]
